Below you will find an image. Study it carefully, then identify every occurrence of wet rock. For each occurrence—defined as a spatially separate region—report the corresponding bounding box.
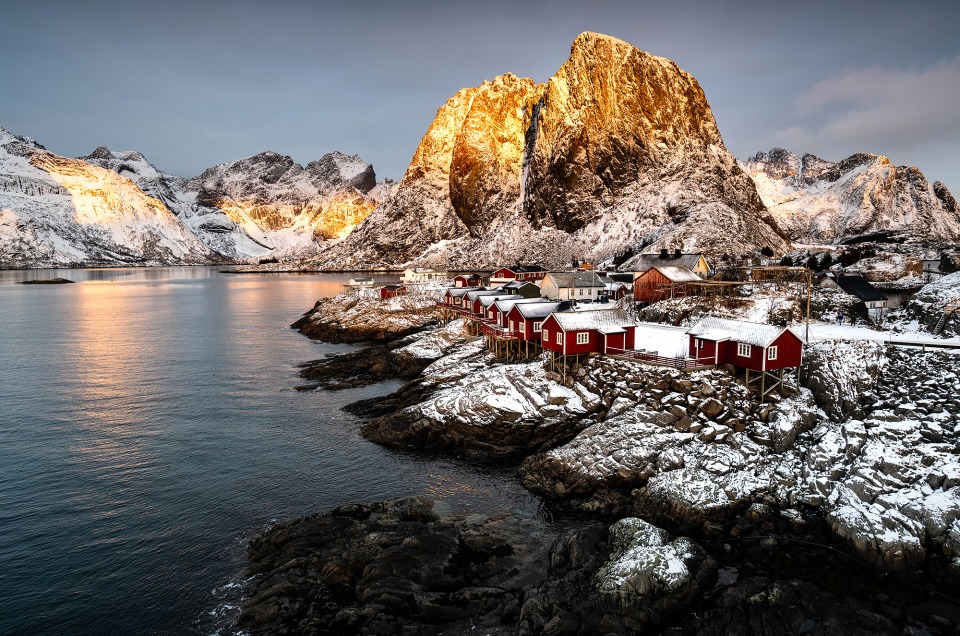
[237,496,554,635]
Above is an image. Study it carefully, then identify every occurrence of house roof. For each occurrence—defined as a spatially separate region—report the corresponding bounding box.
[502,280,540,290]
[544,271,606,288]
[831,274,888,302]
[348,277,375,283]
[649,266,701,283]
[446,286,483,298]
[514,302,565,319]
[687,316,801,348]
[494,297,550,314]
[632,253,707,272]
[465,289,504,301]
[607,272,634,283]
[479,294,522,308]
[551,307,636,332]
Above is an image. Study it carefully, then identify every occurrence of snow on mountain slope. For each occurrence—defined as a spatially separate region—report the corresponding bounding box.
[0,125,385,267]
[81,146,270,259]
[0,128,219,267]
[742,148,960,244]
[186,151,379,258]
[317,33,788,270]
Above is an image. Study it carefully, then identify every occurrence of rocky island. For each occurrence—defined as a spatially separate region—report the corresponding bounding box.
[235,278,960,634]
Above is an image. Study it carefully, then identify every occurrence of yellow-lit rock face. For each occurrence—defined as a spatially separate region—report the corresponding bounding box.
[524,32,727,232]
[30,152,175,226]
[448,74,544,236]
[400,73,543,237]
[207,193,375,241]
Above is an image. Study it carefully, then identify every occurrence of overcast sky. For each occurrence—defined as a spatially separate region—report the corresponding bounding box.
[2,0,958,191]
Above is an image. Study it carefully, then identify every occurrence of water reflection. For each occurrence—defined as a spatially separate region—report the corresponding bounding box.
[0,267,542,636]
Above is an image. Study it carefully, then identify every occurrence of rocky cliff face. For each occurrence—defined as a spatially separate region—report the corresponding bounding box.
[322,74,544,267]
[743,148,960,244]
[320,32,787,270]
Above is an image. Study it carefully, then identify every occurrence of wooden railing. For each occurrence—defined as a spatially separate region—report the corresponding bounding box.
[479,322,523,339]
[606,348,714,369]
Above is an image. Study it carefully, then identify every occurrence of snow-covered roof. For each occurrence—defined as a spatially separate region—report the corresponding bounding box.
[479,294,522,308]
[494,297,550,314]
[544,271,606,288]
[465,289,504,301]
[550,308,636,332]
[446,286,483,298]
[687,316,801,348]
[651,266,701,283]
[496,265,546,274]
[514,302,565,319]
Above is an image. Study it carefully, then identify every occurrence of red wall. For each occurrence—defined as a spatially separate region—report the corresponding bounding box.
[695,330,803,371]
[633,269,669,303]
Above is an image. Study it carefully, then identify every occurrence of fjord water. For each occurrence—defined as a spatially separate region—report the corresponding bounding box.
[0,268,543,635]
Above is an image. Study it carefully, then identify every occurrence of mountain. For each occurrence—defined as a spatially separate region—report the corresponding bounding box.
[0,128,219,267]
[188,150,380,257]
[0,126,382,267]
[742,148,960,245]
[318,32,788,270]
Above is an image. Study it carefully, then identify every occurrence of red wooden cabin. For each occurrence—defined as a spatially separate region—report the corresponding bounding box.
[490,265,547,285]
[379,285,407,299]
[478,294,522,322]
[453,274,485,288]
[686,317,803,372]
[504,301,565,343]
[633,266,701,303]
[540,308,637,356]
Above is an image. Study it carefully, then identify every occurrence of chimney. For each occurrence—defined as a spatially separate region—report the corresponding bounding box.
[660,248,668,259]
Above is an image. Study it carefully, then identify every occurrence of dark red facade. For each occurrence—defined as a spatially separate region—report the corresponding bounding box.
[492,267,546,282]
[687,329,803,371]
[540,315,637,355]
[380,285,407,299]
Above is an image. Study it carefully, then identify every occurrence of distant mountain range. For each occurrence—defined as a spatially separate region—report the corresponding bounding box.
[0,127,384,268]
[2,32,958,269]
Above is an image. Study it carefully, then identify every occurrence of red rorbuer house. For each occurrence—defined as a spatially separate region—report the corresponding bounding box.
[540,308,637,356]
[504,301,564,343]
[686,317,803,372]
[633,265,701,304]
[453,274,485,288]
[379,285,407,299]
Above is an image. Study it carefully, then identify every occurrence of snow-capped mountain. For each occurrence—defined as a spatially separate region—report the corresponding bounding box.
[0,128,219,267]
[0,126,382,267]
[742,148,960,244]
[188,150,379,258]
[318,32,789,270]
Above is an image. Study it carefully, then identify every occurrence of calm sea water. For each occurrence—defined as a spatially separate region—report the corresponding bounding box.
[0,268,544,635]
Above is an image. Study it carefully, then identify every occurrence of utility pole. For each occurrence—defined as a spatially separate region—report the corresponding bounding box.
[805,267,812,344]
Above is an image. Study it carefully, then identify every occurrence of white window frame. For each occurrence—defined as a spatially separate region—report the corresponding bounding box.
[510,320,516,331]
[518,321,524,333]
[737,342,751,357]
[767,346,778,361]
[533,321,542,333]
[556,331,563,345]
[576,332,589,345]
[487,309,494,319]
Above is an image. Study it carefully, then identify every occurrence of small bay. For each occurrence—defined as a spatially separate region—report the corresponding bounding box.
[0,267,544,635]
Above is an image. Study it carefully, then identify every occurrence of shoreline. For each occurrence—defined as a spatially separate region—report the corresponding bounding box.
[235,294,960,634]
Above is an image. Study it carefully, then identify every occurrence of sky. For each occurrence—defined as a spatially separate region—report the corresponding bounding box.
[1,0,958,191]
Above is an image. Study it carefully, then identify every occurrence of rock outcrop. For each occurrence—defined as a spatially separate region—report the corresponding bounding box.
[318,33,788,270]
[743,148,960,244]
[291,290,439,343]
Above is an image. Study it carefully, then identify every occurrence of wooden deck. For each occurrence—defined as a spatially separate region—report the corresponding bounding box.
[606,348,715,370]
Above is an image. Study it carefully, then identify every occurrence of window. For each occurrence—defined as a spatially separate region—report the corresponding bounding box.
[767,346,778,361]
[556,331,564,345]
[510,320,516,331]
[737,343,751,357]
[533,321,542,332]
[576,332,589,345]
[578,288,584,296]
[518,321,524,333]
[487,309,493,319]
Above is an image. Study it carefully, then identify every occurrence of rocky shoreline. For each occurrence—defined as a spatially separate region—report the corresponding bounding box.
[237,297,960,634]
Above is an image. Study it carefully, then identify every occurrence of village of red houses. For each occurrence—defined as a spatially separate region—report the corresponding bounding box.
[338,251,873,399]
